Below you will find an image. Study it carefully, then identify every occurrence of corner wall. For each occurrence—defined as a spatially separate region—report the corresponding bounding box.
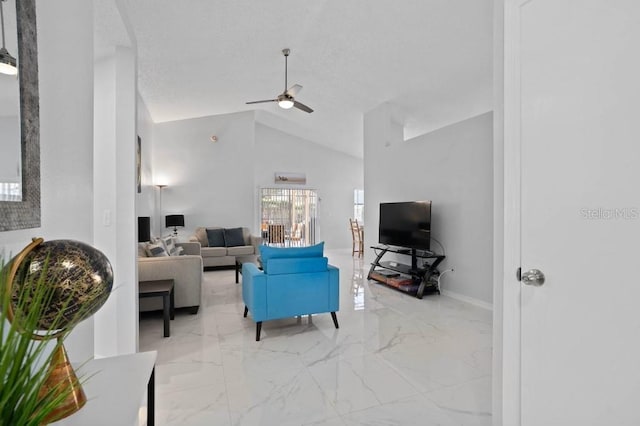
[363,105,493,305]
[92,44,138,357]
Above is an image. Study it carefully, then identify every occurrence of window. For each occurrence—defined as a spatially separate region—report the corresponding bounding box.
[353,189,364,223]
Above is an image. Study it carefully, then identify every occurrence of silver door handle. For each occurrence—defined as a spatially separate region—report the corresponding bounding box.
[521,269,545,286]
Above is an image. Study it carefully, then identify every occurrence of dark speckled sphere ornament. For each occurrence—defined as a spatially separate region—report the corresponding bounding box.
[9,238,113,332]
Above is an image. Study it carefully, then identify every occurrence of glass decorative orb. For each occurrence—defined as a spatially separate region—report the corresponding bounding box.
[9,239,113,332]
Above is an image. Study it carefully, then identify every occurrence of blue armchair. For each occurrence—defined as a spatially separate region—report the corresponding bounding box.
[241,243,340,341]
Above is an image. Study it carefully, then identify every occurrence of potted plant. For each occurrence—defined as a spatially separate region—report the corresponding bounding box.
[0,238,113,425]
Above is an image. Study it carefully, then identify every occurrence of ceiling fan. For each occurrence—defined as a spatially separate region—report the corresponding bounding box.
[246,48,314,113]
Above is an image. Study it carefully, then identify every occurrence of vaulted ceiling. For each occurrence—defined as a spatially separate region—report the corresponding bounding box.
[102,0,493,158]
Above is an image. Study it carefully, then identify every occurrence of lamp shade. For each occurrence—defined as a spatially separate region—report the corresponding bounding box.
[165,214,185,228]
[138,217,151,242]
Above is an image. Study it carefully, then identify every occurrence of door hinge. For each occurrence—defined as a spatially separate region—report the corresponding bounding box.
[516,267,522,282]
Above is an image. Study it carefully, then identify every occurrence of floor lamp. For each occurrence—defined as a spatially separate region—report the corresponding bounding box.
[156,184,166,237]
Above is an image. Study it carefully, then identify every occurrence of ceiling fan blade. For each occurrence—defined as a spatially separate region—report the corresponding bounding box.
[246,99,278,105]
[293,100,313,113]
[286,84,303,96]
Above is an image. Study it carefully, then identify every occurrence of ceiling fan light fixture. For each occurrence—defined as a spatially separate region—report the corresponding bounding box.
[0,48,16,75]
[278,99,294,109]
[0,0,17,76]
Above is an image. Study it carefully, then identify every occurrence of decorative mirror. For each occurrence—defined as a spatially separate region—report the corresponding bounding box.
[0,0,40,231]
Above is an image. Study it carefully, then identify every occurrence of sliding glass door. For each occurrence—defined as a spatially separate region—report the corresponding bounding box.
[260,188,318,247]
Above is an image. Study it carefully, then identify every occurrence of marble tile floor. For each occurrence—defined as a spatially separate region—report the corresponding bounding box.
[139,249,492,426]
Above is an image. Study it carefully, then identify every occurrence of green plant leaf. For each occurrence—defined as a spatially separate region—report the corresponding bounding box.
[0,251,104,426]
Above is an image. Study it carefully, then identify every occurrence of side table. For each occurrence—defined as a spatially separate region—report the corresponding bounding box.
[52,351,157,426]
[139,279,175,337]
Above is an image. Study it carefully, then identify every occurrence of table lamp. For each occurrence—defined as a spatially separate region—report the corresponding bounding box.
[165,214,185,237]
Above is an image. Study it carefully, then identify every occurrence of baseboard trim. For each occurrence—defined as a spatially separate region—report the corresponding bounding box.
[441,289,493,311]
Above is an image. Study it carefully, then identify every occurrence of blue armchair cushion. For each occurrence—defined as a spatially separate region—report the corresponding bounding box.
[259,242,324,272]
[259,242,324,260]
[265,257,329,275]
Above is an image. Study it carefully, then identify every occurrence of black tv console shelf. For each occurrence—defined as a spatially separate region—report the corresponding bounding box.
[368,245,445,299]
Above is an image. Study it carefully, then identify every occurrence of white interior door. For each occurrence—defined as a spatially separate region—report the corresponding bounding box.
[506,1,640,424]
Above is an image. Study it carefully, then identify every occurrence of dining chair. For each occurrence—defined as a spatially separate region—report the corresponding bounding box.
[349,218,363,257]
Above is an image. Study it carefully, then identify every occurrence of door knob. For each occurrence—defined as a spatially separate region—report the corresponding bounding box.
[521,269,545,286]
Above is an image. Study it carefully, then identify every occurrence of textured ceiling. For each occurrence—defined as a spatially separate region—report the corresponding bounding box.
[114,0,493,158]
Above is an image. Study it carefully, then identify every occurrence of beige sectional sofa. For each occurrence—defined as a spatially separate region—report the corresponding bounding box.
[190,227,261,268]
[138,241,203,314]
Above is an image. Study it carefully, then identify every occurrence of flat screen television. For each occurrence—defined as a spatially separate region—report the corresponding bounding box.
[379,201,431,251]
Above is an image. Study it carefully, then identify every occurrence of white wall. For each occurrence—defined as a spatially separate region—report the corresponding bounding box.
[364,104,493,305]
[2,0,140,361]
[254,123,364,249]
[93,44,138,357]
[0,0,96,361]
[152,111,256,239]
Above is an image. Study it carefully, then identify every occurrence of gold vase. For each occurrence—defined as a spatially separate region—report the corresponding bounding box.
[37,342,86,424]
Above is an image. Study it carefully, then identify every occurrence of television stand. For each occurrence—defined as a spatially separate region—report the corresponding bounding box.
[368,245,446,299]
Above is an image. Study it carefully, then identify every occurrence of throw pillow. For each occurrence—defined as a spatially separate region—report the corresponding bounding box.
[195,227,209,247]
[224,227,245,247]
[160,235,183,256]
[171,246,184,256]
[206,228,226,247]
[145,241,168,257]
[137,242,148,258]
[160,235,176,254]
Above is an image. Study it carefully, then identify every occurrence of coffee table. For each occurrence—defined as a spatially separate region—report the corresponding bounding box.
[235,255,259,283]
[139,279,175,337]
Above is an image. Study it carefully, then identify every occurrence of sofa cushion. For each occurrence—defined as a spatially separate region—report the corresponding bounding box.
[265,257,329,275]
[206,228,226,247]
[146,241,168,257]
[201,246,228,258]
[138,243,148,258]
[227,245,254,256]
[224,227,245,247]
